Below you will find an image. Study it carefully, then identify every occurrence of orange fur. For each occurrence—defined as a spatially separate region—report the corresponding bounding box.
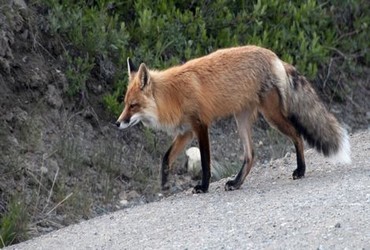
[116,45,350,193]
[150,46,276,126]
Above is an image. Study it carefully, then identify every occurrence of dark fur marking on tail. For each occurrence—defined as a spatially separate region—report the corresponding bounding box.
[289,70,308,89]
[288,114,331,156]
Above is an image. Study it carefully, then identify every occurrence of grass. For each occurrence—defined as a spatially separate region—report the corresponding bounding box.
[92,140,124,179]
[130,144,160,192]
[265,128,292,160]
[57,136,84,176]
[53,182,91,221]
[143,127,157,154]
[0,196,29,247]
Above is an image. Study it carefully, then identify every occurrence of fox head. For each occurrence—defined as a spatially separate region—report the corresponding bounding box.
[116,58,158,130]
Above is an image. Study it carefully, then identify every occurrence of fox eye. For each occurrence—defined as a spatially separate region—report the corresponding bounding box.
[129,103,138,109]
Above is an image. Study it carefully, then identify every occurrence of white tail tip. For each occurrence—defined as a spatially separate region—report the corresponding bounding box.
[329,128,351,164]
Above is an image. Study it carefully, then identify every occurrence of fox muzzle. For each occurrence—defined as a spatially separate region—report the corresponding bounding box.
[116,114,141,130]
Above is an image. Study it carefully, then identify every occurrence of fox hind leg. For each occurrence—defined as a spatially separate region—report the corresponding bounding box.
[225,110,255,191]
[259,89,306,179]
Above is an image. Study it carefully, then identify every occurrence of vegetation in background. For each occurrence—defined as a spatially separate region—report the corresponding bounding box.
[64,53,95,96]
[43,0,369,115]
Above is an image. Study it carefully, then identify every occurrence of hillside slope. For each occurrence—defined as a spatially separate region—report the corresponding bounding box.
[7,130,370,250]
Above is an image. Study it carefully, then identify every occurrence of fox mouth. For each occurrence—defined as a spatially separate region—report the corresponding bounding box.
[116,115,141,130]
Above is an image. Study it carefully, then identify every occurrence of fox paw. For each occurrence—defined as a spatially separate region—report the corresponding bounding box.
[192,184,208,194]
[292,169,305,180]
[224,180,241,191]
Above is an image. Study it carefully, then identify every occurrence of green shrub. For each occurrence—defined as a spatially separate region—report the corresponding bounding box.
[46,0,129,56]
[65,53,94,96]
[103,88,124,116]
[327,0,369,64]
[44,0,129,96]
[42,0,369,112]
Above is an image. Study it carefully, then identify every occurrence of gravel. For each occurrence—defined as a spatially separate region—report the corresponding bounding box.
[7,130,370,250]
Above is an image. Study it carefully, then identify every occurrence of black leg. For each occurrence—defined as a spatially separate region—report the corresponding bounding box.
[292,143,306,179]
[193,124,211,193]
[160,131,194,190]
[161,145,173,190]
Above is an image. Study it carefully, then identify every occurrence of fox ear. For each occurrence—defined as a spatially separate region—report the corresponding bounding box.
[138,63,150,90]
[127,58,137,79]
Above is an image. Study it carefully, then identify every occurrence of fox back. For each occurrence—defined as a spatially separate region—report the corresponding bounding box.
[118,46,285,131]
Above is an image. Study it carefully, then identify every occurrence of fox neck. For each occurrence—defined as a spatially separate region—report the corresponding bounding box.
[149,68,192,131]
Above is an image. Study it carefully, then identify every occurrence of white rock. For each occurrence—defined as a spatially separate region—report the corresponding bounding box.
[185,147,202,179]
[185,147,226,181]
[119,199,128,206]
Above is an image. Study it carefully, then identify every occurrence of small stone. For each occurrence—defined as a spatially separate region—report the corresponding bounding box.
[127,190,140,200]
[330,106,341,114]
[335,222,341,228]
[7,135,19,146]
[0,57,11,75]
[317,245,324,250]
[46,84,63,109]
[30,68,47,89]
[119,199,128,206]
[40,166,48,174]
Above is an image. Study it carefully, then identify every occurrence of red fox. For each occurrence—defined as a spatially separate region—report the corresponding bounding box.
[116,45,351,193]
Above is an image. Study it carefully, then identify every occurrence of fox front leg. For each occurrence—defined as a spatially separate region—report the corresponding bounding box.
[160,131,193,190]
[192,123,211,193]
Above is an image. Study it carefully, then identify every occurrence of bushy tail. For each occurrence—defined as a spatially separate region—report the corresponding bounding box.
[283,63,351,164]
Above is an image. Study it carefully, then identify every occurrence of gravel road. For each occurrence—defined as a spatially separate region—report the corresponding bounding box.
[8,130,370,250]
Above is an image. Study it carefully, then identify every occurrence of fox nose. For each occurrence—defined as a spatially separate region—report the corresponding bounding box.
[115,121,121,127]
